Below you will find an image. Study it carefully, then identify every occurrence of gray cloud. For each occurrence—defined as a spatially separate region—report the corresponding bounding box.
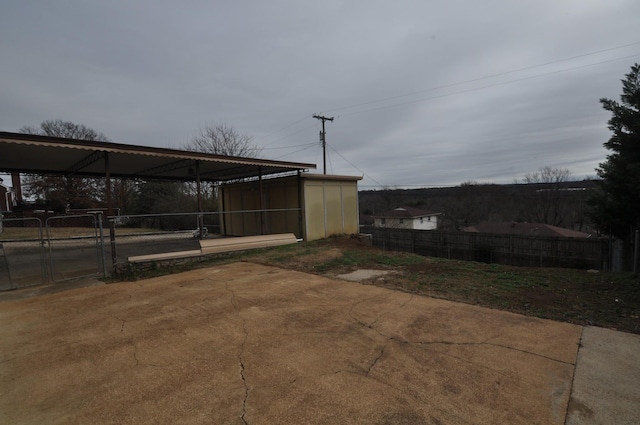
[1,0,639,189]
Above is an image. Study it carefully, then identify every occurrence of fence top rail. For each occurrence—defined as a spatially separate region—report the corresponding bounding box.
[0,216,43,224]
[362,227,606,243]
[107,208,302,220]
[46,214,97,221]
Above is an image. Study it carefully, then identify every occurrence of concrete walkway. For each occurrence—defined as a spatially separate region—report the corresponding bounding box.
[0,263,638,424]
[566,326,640,425]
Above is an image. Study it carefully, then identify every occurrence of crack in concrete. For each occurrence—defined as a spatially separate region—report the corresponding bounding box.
[132,343,140,367]
[224,280,249,425]
[114,315,126,332]
[365,343,387,376]
[239,323,249,425]
[346,294,413,378]
[391,338,575,366]
[347,294,386,328]
[368,295,414,328]
[563,326,584,425]
[348,296,574,382]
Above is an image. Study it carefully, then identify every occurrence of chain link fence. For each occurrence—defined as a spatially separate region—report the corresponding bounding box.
[46,214,104,282]
[0,208,302,289]
[0,217,48,290]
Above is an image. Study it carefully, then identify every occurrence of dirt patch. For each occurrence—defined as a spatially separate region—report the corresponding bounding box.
[293,247,343,270]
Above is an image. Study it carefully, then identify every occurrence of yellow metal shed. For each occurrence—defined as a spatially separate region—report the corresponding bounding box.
[219,173,362,241]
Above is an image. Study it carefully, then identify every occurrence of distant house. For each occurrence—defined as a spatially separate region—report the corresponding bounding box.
[0,182,14,213]
[373,207,440,230]
[462,222,591,238]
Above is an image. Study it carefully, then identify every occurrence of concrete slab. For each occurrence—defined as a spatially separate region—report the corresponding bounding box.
[336,268,391,282]
[566,326,640,425]
[0,263,583,424]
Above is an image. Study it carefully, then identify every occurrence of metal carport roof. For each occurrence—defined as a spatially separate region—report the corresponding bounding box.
[0,131,315,182]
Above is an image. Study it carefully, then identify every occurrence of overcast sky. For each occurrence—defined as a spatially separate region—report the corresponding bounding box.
[1,0,639,189]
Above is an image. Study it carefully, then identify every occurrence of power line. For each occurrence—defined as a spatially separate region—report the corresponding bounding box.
[273,143,317,160]
[257,116,312,146]
[322,41,640,115]
[326,143,386,187]
[250,142,316,151]
[256,121,317,148]
[253,44,639,160]
[336,53,640,117]
[327,147,334,174]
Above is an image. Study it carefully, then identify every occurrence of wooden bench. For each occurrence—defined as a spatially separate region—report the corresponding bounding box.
[127,250,203,263]
[199,233,298,254]
[127,233,298,263]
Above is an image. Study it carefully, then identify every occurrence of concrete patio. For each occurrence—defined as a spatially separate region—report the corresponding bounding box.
[1,262,638,424]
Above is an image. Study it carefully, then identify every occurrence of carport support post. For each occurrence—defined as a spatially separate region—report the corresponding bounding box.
[196,160,204,239]
[297,170,304,239]
[258,166,264,235]
[104,152,117,272]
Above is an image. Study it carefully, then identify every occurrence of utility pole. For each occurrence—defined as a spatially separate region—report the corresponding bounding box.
[313,114,334,174]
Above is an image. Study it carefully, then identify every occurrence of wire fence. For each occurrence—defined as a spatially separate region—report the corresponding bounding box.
[0,208,302,289]
[0,217,48,290]
[362,226,608,270]
[107,208,302,262]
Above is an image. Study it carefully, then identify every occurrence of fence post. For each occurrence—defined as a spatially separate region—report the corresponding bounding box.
[97,213,108,278]
[411,230,416,254]
[509,235,513,265]
[634,229,639,274]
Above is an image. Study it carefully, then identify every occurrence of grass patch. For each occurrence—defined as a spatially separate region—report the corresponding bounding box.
[240,236,640,334]
[315,249,425,273]
[108,234,639,334]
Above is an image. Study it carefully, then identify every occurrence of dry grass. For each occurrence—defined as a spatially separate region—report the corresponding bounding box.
[243,236,640,334]
[0,227,162,240]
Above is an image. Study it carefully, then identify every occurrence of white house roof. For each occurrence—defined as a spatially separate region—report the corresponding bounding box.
[377,206,441,218]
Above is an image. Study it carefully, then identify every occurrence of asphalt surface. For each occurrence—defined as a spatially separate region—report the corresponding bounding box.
[1,263,638,424]
[0,234,198,289]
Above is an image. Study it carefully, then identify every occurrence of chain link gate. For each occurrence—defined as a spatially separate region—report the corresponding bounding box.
[0,217,48,291]
[46,214,105,283]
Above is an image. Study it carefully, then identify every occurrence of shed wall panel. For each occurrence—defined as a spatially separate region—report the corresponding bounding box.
[304,184,326,241]
[324,183,343,236]
[220,176,302,238]
[341,185,359,234]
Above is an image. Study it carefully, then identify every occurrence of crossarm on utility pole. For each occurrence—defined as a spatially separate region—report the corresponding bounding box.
[313,115,334,175]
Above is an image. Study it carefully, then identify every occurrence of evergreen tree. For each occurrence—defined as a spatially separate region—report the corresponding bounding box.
[590,63,640,257]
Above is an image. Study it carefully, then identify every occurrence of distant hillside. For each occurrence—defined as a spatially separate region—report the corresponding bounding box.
[359,180,599,233]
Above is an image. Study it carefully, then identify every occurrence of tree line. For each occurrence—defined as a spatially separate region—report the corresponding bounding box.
[359,177,597,233]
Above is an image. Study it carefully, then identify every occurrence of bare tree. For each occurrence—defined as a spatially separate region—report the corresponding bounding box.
[185,123,260,158]
[20,120,109,142]
[183,123,259,214]
[20,120,110,211]
[520,166,572,226]
[377,186,403,213]
[445,180,481,230]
